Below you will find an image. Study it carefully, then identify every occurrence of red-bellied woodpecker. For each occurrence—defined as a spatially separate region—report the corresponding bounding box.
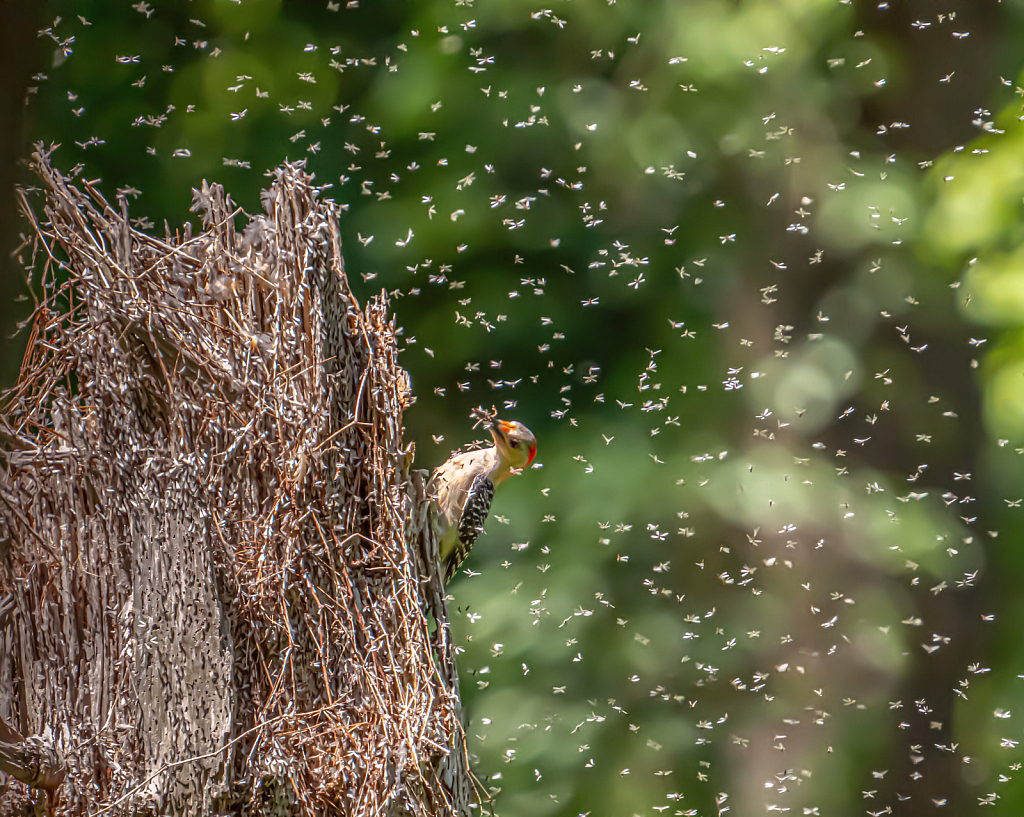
[428,415,537,582]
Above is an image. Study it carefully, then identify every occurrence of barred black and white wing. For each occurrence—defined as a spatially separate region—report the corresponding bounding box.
[444,474,495,581]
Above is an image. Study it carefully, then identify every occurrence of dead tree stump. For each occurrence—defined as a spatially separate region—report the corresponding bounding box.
[0,147,474,816]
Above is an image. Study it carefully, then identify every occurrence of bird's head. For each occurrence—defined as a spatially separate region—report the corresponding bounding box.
[489,418,537,478]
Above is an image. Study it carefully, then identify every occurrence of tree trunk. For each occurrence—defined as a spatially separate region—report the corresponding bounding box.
[0,149,473,816]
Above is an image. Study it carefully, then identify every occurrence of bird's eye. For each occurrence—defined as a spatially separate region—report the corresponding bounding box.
[509,440,520,449]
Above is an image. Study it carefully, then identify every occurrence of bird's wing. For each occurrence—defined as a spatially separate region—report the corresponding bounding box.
[443,472,495,580]
[428,448,493,526]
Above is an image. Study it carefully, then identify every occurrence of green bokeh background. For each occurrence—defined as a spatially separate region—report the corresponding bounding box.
[6,0,1024,814]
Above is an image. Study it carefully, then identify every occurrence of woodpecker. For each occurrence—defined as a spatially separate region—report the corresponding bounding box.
[428,415,537,582]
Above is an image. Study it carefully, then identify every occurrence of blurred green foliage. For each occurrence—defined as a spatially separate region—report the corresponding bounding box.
[10,0,1024,814]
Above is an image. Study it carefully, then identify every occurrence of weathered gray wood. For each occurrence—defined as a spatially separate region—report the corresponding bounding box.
[0,148,474,815]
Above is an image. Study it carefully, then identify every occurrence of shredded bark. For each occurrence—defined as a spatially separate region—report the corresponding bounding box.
[0,146,474,815]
